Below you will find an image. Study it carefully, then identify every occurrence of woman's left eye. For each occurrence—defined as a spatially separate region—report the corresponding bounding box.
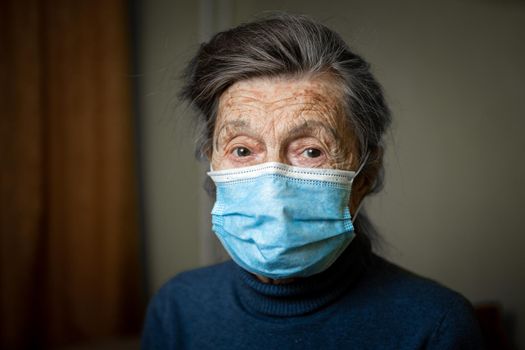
[302,148,322,158]
[233,147,252,157]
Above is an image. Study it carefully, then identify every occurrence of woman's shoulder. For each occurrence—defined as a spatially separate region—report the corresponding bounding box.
[364,254,471,308]
[152,260,236,305]
[351,254,483,348]
[142,261,237,348]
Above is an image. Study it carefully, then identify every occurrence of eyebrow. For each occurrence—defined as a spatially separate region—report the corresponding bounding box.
[215,118,339,150]
[284,120,339,144]
[215,119,252,149]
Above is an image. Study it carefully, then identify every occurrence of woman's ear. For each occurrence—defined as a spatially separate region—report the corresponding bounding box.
[349,147,383,216]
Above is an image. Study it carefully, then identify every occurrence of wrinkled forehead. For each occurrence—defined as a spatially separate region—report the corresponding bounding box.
[215,74,349,134]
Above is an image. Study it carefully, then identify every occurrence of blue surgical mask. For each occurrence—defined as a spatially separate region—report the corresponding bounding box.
[208,157,367,279]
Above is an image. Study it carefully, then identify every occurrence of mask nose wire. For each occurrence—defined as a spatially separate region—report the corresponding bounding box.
[351,151,370,223]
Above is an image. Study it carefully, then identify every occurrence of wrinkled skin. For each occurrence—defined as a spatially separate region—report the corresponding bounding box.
[210,74,372,284]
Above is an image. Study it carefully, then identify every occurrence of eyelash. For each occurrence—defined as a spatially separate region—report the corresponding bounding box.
[301,148,322,158]
[224,138,331,167]
[230,146,324,163]
[232,146,252,157]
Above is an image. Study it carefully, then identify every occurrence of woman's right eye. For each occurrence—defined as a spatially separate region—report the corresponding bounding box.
[233,147,251,157]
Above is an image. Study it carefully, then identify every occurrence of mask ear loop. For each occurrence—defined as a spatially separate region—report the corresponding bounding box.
[351,151,370,223]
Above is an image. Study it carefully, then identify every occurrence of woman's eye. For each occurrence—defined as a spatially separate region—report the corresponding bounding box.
[233,147,251,157]
[302,148,322,158]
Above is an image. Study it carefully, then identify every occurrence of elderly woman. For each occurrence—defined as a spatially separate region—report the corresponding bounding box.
[142,14,483,349]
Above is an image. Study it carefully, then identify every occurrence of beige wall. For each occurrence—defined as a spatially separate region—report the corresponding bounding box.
[138,0,525,347]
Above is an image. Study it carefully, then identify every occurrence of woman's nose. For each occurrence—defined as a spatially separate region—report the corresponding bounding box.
[265,147,288,165]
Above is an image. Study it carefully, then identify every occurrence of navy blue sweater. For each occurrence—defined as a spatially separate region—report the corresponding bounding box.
[142,236,483,349]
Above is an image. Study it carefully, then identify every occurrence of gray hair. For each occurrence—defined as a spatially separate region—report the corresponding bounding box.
[180,13,391,245]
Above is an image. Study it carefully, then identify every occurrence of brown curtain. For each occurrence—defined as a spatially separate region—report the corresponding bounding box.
[0,0,143,348]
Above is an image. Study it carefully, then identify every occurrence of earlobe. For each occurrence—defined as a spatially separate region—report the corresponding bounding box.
[350,176,368,216]
[349,147,383,215]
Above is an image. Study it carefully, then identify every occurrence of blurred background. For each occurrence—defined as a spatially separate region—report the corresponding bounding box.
[1,0,524,349]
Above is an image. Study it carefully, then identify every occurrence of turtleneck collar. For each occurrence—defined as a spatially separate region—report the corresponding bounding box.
[233,234,372,318]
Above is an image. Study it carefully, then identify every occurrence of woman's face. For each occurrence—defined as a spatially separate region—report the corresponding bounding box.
[211,75,358,172]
